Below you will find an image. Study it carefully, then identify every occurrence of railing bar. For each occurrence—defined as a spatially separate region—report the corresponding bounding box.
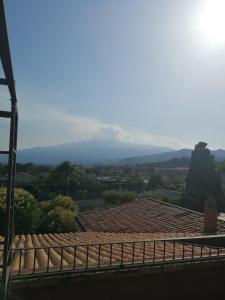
[0,78,8,85]
[182,243,185,260]
[47,248,50,272]
[109,243,112,267]
[121,243,124,265]
[163,241,166,261]
[11,237,223,251]
[11,254,225,279]
[73,246,76,270]
[153,241,156,262]
[172,241,175,260]
[18,249,22,275]
[86,245,89,268]
[0,150,9,155]
[142,241,146,263]
[33,248,36,274]
[60,248,63,271]
[11,238,225,275]
[98,244,101,268]
[132,242,135,264]
[0,110,11,118]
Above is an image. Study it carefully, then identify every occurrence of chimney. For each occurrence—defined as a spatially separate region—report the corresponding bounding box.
[204,196,218,234]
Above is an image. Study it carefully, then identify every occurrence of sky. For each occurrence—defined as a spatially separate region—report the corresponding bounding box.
[1,0,225,150]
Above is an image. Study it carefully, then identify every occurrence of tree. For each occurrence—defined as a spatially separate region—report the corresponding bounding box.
[126,177,145,192]
[163,175,184,192]
[216,160,225,174]
[40,195,79,232]
[148,174,162,189]
[103,190,136,205]
[52,161,77,195]
[182,142,224,211]
[0,188,40,234]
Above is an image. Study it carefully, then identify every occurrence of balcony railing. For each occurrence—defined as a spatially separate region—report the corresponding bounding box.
[1,237,225,279]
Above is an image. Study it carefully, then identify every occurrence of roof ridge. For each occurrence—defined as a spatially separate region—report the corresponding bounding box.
[77,197,225,231]
[147,198,225,227]
[78,197,204,217]
[146,198,203,216]
[77,198,144,216]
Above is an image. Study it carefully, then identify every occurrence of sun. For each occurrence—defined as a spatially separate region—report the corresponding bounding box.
[198,0,225,45]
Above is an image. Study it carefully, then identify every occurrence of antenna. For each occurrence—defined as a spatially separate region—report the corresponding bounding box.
[0,1,18,299]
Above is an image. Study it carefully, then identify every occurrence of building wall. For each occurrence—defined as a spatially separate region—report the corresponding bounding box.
[13,263,225,300]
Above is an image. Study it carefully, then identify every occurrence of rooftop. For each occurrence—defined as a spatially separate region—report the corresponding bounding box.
[6,199,225,281]
[3,232,225,278]
[77,198,225,234]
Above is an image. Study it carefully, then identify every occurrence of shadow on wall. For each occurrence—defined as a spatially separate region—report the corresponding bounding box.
[0,285,19,300]
[13,264,225,300]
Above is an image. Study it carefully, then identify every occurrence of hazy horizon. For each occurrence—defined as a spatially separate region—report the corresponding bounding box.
[17,140,225,152]
[1,0,225,151]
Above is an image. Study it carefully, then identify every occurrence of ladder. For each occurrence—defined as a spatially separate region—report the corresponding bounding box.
[0,1,18,299]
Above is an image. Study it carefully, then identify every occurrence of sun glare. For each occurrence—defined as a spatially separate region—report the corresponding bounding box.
[198,0,225,45]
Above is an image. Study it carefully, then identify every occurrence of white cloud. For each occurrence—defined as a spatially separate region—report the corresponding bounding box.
[18,100,194,149]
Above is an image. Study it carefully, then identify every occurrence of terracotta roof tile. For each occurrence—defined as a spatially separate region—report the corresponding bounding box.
[77,199,225,234]
[3,200,225,277]
[4,232,225,276]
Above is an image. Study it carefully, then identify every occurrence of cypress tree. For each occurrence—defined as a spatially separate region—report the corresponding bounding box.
[182,142,224,212]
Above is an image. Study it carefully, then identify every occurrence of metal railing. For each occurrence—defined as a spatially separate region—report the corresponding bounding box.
[1,238,225,279]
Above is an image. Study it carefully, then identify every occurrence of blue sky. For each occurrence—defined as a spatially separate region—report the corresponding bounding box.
[1,0,225,150]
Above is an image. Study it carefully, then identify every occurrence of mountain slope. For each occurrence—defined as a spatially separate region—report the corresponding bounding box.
[118,149,225,165]
[3,140,171,165]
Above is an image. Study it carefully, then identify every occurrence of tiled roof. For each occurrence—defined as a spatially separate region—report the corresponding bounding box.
[2,232,224,276]
[77,199,225,234]
[3,200,225,278]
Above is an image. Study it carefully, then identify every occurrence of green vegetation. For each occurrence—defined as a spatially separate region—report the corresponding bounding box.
[0,188,79,234]
[148,174,162,189]
[143,190,181,205]
[125,177,146,193]
[49,161,77,195]
[0,188,40,234]
[0,160,187,201]
[40,195,79,232]
[103,190,136,205]
[1,145,223,233]
[182,142,224,212]
[216,160,225,173]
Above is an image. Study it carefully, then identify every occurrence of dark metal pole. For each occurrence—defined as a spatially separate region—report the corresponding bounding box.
[0,1,18,299]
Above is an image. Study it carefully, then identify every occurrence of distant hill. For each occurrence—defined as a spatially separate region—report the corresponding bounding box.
[2,140,171,165]
[118,149,225,165]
